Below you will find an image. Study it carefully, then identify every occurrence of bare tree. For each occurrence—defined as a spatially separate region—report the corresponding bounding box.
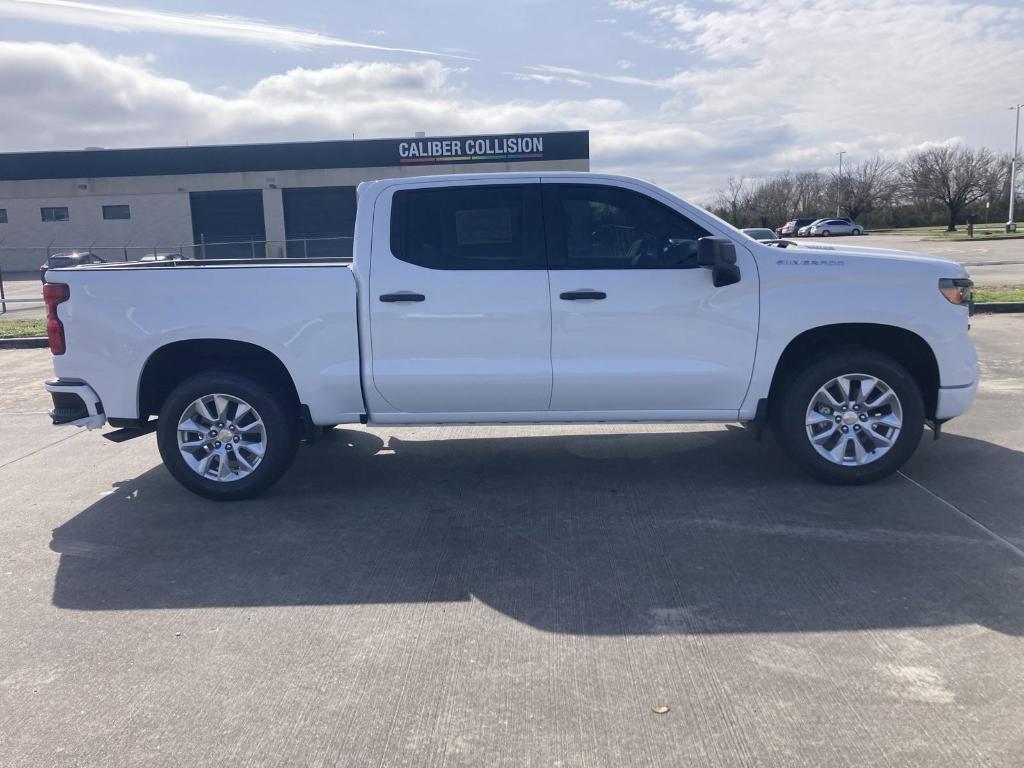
[793,171,828,216]
[712,176,747,225]
[904,145,999,231]
[836,155,900,221]
[746,174,796,227]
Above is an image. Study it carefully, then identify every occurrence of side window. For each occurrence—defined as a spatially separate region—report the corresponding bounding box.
[41,206,70,223]
[0,208,7,223]
[390,185,544,269]
[544,184,709,269]
[102,204,131,220]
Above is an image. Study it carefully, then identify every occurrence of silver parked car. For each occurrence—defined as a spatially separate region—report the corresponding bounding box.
[797,218,828,236]
[809,218,863,236]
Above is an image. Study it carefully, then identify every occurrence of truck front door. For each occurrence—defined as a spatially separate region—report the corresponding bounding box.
[542,180,759,415]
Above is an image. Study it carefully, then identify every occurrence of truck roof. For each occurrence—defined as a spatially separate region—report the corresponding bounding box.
[358,171,645,193]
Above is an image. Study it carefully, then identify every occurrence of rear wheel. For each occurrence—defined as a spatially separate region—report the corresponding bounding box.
[157,371,300,500]
[773,350,924,484]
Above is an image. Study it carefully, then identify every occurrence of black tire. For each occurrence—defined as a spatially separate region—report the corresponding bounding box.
[157,370,300,500]
[773,349,924,485]
[821,229,831,236]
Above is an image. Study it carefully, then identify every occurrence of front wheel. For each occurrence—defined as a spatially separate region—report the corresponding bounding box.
[821,229,831,236]
[157,371,300,500]
[773,351,924,484]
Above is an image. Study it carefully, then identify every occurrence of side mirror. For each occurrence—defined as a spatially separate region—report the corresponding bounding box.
[697,237,741,287]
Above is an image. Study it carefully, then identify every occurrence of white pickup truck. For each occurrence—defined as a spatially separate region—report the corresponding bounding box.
[41,172,979,499]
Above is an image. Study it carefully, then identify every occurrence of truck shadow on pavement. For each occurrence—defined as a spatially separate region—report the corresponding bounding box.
[50,426,1024,636]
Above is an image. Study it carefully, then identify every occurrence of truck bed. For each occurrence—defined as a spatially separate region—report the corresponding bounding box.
[46,259,365,426]
[60,256,352,271]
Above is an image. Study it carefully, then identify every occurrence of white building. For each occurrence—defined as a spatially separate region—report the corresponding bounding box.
[0,130,589,271]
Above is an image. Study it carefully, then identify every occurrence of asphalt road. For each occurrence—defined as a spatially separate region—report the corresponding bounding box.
[1,318,1023,767]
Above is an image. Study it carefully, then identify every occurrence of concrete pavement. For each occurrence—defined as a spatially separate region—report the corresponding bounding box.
[0,318,1022,767]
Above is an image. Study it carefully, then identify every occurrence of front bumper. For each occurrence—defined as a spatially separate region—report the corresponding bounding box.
[936,380,978,421]
[45,378,106,430]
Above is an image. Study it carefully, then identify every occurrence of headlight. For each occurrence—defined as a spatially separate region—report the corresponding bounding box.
[939,277,973,311]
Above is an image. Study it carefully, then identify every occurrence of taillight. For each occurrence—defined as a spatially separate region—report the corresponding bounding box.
[43,282,70,355]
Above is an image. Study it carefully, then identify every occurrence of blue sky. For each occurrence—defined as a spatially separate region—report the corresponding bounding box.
[0,0,1021,199]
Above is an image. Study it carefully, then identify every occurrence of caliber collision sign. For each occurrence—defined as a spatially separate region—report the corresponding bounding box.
[0,131,589,181]
[399,135,547,164]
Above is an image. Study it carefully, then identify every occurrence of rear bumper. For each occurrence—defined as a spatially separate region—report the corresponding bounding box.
[936,380,978,421]
[45,378,106,429]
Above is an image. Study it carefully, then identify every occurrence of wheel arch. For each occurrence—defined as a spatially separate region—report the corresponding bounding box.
[138,339,301,421]
[767,323,940,420]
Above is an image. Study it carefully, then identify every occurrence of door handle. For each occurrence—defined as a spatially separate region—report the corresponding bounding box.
[379,292,426,303]
[559,290,607,301]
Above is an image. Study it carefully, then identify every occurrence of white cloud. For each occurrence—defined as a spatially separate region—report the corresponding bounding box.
[0,42,616,148]
[3,0,1020,204]
[526,64,664,89]
[616,0,1024,179]
[0,41,781,198]
[0,0,468,58]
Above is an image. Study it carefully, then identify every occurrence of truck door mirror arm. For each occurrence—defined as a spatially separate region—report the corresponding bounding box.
[697,236,741,288]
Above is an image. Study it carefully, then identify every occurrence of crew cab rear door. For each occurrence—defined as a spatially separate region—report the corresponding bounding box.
[542,179,759,414]
[367,180,552,414]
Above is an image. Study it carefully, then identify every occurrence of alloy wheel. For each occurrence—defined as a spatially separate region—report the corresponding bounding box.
[805,374,903,466]
[176,393,267,482]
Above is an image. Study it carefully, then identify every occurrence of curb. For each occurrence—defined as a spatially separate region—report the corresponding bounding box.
[922,235,1024,242]
[0,336,48,349]
[974,302,1024,314]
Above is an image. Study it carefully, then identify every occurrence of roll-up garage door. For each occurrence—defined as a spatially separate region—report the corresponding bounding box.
[282,186,356,259]
[190,190,266,259]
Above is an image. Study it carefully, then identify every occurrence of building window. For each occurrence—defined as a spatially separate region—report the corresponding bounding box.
[41,206,70,222]
[102,204,131,220]
[0,209,7,224]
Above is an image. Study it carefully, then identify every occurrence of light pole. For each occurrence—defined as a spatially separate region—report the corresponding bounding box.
[835,150,846,217]
[1009,103,1022,233]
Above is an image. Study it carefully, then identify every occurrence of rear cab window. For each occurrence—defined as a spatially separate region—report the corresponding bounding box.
[390,184,545,270]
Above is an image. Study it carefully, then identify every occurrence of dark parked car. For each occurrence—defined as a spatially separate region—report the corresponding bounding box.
[778,218,815,237]
[39,251,106,282]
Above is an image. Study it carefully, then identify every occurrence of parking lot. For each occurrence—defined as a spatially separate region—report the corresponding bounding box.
[1,315,1022,767]
[0,272,45,319]
[859,234,1024,288]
